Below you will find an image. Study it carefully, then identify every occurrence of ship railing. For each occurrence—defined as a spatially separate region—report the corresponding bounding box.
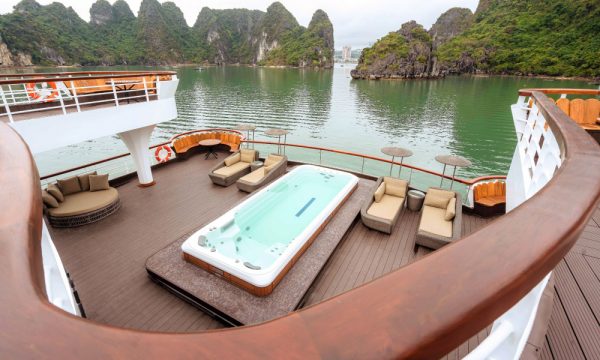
[0,71,176,123]
[1,89,600,358]
[38,132,505,206]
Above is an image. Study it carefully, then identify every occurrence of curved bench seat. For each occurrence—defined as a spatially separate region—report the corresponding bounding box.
[171,131,242,157]
[47,187,120,227]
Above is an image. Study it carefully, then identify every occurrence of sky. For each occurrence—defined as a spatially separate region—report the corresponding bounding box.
[0,0,479,49]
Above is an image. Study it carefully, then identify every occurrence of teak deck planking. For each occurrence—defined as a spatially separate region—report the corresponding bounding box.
[48,153,600,358]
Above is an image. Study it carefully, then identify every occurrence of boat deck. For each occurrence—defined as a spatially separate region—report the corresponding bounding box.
[48,153,600,358]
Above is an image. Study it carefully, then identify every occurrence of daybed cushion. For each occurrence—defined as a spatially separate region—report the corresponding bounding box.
[47,184,64,202]
[78,171,97,191]
[374,183,385,202]
[240,149,256,163]
[225,153,241,167]
[57,176,82,196]
[264,154,283,167]
[445,198,456,221]
[89,174,110,192]
[48,188,119,218]
[419,206,452,238]
[240,168,266,184]
[42,190,59,208]
[367,194,404,221]
[424,188,455,209]
[213,161,250,177]
[383,177,408,198]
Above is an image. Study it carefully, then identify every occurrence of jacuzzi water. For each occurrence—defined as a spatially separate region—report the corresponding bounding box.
[182,165,358,288]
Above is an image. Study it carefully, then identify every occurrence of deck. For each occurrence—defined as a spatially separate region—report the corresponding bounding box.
[48,152,599,358]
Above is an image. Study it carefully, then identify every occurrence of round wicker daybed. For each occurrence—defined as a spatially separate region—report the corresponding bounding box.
[47,187,121,228]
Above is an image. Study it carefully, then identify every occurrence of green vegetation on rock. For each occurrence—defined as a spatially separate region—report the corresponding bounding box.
[0,0,334,67]
[437,0,600,77]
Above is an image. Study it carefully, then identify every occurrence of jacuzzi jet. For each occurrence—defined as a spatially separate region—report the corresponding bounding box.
[210,247,216,252]
[198,235,207,247]
[236,236,242,242]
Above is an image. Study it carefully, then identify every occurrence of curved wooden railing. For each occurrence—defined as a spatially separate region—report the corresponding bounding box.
[0,70,177,85]
[518,88,600,96]
[2,91,600,358]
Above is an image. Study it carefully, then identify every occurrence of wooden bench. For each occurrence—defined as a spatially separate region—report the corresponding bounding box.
[555,98,600,131]
[171,131,242,157]
[473,181,506,217]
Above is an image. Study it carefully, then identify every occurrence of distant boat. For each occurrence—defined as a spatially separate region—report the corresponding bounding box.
[197,67,204,71]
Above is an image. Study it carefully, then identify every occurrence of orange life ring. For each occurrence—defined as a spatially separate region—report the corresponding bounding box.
[43,82,60,103]
[154,145,172,163]
[25,82,41,100]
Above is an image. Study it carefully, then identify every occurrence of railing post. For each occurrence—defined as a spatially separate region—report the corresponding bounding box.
[0,88,13,123]
[361,157,365,173]
[7,84,16,104]
[69,80,81,113]
[143,77,150,102]
[319,149,322,164]
[57,82,67,115]
[110,79,119,107]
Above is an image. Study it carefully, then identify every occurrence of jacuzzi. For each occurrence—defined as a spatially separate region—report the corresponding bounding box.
[182,165,358,296]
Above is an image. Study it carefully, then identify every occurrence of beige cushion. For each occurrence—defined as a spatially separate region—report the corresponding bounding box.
[384,177,408,198]
[57,176,81,196]
[240,168,266,184]
[424,188,455,209]
[240,149,256,163]
[373,183,385,203]
[213,161,250,177]
[47,184,64,202]
[224,153,241,167]
[89,174,110,192]
[42,190,59,208]
[445,198,456,221]
[264,154,283,167]
[78,171,97,191]
[48,188,119,217]
[367,194,403,221]
[419,206,452,238]
[264,163,277,174]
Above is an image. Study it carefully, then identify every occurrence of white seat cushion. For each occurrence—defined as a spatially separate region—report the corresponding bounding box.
[213,162,249,177]
[419,205,452,238]
[367,194,403,221]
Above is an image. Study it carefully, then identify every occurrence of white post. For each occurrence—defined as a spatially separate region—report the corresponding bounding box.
[70,80,81,112]
[143,77,150,102]
[0,88,13,123]
[118,125,156,186]
[110,79,119,107]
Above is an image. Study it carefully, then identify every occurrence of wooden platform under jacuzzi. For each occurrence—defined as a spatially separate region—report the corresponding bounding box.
[47,151,600,359]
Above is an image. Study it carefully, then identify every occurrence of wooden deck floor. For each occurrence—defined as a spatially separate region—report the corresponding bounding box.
[48,153,600,358]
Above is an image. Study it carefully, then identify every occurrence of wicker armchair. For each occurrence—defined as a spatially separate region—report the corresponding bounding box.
[360,177,408,234]
[415,188,462,250]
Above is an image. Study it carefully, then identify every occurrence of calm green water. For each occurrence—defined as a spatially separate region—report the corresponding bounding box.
[199,165,356,269]
[29,65,594,180]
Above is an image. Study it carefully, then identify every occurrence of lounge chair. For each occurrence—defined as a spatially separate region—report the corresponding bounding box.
[415,187,462,250]
[208,149,259,187]
[360,177,408,234]
[236,154,288,193]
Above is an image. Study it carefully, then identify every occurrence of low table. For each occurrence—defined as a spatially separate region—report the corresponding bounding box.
[407,190,425,211]
[199,139,221,159]
[250,161,263,171]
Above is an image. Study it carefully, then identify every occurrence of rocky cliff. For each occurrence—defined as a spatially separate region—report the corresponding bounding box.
[354,0,600,79]
[0,0,333,67]
[352,9,472,80]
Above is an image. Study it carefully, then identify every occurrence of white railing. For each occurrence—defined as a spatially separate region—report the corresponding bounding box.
[0,75,164,123]
[467,93,565,359]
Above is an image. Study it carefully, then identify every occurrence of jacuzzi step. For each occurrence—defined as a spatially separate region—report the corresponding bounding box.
[145,178,372,325]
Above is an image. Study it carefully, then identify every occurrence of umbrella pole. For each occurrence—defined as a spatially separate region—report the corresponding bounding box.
[440,164,446,187]
[399,157,404,178]
[451,166,457,189]
[389,156,395,175]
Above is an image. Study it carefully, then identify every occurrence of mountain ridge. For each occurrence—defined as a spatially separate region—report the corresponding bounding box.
[0,0,334,68]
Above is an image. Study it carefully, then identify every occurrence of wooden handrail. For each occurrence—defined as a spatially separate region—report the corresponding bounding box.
[518,88,600,96]
[2,91,600,358]
[0,71,176,86]
[0,70,177,78]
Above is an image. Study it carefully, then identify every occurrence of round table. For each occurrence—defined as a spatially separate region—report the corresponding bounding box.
[407,190,426,212]
[199,139,221,160]
[435,155,472,189]
[381,147,413,178]
[265,128,289,155]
